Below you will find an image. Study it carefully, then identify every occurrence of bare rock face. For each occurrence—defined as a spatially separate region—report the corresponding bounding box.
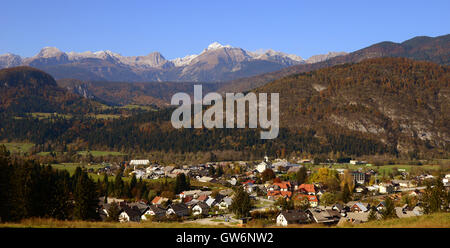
[0,53,22,68]
[121,52,173,69]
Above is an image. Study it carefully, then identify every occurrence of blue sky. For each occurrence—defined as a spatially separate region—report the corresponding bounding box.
[1,0,449,59]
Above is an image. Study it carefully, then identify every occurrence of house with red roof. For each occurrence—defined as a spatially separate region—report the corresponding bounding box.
[267,181,294,200]
[197,194,209,202]
[242,179,255,185]
[294,194,318,207]
[151,196,168,205]
[182,196,193,203]
[268,190,292,200]
[268,181,292,192]
[297,184,316,195]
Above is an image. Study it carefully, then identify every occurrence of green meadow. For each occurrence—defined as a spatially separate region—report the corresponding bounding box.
[50,163,107,175]
[307,163,443,174]
[77,150,126,157]
[0,142,34,153]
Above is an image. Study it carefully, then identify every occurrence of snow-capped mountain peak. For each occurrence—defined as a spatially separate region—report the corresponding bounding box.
[171,42,233,66]
[206,42,232,51]
[36,47,65,58]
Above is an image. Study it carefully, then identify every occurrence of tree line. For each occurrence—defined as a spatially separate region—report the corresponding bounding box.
[0,144,192,222]
[0,106,390,160]
[0,145,98,222]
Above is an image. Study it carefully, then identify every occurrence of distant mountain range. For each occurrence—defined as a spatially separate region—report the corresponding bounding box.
[1,34,448,110]
[220,34,450,93]
[50,34,449,107]
[0,42,346,82]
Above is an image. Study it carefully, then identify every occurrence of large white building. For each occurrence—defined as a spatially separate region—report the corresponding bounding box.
[130,160,150,166]
[256,156,271,173]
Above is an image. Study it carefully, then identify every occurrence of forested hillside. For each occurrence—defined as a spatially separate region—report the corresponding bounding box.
[255,57,450,156]
[57,79,226,107]
[0,67,99,114]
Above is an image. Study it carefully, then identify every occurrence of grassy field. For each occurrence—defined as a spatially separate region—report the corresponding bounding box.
[348,212,450,228]
[30,112,72,119]
[86,114,122,119]
[36,151,51,156]
[35,150,126,157]
[51,163,107,175]
[50,163,178,184]
[0,142,127,157]
[307,163,443,174]
[120,104,157,111]
[374,164,443,174]
[0,142,34,153]
[99,104,157,112]
[266,213,450,228]
[0,218,231,228]
[2,213,448,228]
[190,180,228,191]
[51,163,116,182]
[25,112,124,120]
[77,150,126,157]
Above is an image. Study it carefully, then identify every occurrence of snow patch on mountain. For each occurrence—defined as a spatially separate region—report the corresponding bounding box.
[250,49,304,62]
[171,54,198,67]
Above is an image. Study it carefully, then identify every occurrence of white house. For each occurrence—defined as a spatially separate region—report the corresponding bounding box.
[276,210,309,226]
[393,180,417,188]
[218,197,233,210]
[179,190,202,199]
[118,206,141,222]
[228,177,238,186]
[132,169,146,179]
[142,205,166,220]
[443,175,450,187]
[378,183,395,194]
[350,160,367,165]
[119,212,130,222]
[166,204,189,217]
[205,197,216,207]
[256,162,269,173]
[192,202,210,216]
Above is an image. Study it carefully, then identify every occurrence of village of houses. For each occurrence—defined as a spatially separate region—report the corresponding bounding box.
[96,156,450,227]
